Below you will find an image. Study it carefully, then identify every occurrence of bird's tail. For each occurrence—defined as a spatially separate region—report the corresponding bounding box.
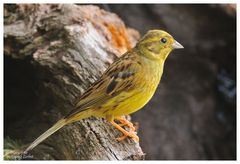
[24,119,67,153]
[24,109,92,153]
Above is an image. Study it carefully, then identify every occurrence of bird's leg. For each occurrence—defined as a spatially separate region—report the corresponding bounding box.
[110,118,139,142]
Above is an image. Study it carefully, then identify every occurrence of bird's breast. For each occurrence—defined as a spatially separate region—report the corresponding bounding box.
[108,61,163,117]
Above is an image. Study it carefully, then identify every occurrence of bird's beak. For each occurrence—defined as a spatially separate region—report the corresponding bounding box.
[172,40,184,49]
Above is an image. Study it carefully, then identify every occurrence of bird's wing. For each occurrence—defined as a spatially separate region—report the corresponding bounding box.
[65,53,142,119]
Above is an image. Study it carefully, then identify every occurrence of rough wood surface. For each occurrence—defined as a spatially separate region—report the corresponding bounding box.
[4,4,144,160]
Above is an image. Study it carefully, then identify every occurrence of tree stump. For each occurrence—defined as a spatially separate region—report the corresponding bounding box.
[4,4,144,160]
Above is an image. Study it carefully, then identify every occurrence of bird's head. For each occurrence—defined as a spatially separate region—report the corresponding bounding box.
[136,30,183,61]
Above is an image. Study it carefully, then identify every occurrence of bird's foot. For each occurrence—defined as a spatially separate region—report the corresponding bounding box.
[110,117,139,142]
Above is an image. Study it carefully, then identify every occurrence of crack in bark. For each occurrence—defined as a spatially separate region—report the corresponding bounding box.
[86,120,119,160]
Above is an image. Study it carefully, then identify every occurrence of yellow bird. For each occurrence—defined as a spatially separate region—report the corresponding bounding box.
[24,30,183,153]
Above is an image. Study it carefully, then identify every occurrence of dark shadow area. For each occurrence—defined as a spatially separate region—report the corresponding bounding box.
[4,56,38,138]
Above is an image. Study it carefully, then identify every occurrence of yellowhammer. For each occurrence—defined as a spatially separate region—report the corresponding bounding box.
[24,30,183,153]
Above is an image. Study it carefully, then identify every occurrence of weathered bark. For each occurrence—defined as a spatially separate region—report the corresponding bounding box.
[4,4,144,160]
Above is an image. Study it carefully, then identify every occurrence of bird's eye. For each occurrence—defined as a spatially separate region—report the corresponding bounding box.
[161,38,167,44]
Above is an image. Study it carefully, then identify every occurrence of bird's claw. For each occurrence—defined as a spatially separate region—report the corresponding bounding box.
[116,131,139,142]
[111,117,139,142]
